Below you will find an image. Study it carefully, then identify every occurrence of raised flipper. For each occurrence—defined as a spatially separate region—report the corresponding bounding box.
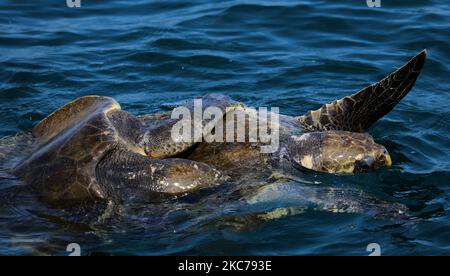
[297,50,427,132]
[96,148,224,203]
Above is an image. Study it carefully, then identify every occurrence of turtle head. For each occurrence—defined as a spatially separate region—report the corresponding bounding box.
[290,131,392,174]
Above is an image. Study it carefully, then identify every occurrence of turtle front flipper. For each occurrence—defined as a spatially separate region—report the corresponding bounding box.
[95,148,225,203]
[138,93,240,158]
[298,50,427,132]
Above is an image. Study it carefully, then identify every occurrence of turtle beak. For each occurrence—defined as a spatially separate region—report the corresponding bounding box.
[384,154,392,167]
[380,146,392,168]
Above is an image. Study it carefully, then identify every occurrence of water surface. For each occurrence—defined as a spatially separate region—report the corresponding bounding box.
[0,0,449,255]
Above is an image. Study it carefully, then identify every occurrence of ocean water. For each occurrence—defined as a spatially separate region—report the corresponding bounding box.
[0,0,449,255]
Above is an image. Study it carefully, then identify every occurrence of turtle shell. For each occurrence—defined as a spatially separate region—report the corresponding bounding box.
[13,96,143,206]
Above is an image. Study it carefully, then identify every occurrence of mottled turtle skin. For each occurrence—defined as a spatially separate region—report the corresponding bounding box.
[13,96,230,207]
[188,113,391,176]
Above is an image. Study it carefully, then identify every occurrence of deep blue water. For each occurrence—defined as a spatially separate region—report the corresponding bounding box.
[0,0,449,255]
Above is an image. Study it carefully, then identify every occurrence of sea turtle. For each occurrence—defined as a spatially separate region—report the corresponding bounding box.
[183,50,427,177]
[134,50,426,223]
[11,94,238,207]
